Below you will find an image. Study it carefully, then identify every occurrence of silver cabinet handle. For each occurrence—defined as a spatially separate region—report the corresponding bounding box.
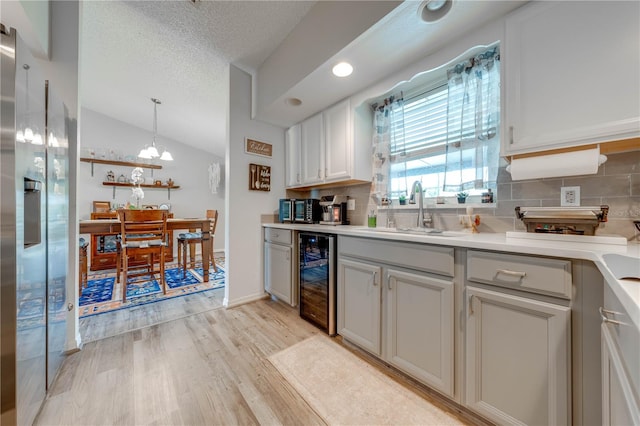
[496,269,527,278]
[286,251,290,261]
[388,276,394,290]
[296,173,300,183]
[317,169,321,179]
[599,307,624,325]
[509,126,514,145]
[468,293,474,316]
[372,271,378,286]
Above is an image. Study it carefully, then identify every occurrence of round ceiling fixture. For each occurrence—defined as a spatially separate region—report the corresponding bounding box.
[285,97,302,106]
[332,62,353,77]
[419,0,453,23]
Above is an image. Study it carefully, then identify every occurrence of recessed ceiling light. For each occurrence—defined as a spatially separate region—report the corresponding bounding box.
[426,0,447,11]
[419,0,453,23]
[285,97,302,106]
[332,62,353,77]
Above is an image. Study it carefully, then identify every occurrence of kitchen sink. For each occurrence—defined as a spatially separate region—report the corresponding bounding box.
[602,253,640,280]
[353,227,467,237]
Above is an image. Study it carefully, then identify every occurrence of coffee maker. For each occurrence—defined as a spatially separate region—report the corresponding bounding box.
[319,195,349,225]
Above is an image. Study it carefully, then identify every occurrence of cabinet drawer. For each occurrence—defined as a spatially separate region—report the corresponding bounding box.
[339,236,454,277]
[264,228,292,245]
[467,250,572,299]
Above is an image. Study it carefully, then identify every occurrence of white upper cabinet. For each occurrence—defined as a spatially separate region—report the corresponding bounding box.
[300,112,324,185]
[323,99,352,182]
[287,98,372,188]
[503,1,640,155]
[285,124,301,187]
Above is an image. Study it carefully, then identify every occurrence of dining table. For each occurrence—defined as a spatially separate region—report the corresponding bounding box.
[79,217,214,282]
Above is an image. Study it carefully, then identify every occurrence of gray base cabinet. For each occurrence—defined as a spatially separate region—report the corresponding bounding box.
[337,236,456,398]
[602,325,640,425]
[337,258,382,356]
[465,286,571,425]
[386,268,454,396]
[264,229,296,306]
[601,284,640,425]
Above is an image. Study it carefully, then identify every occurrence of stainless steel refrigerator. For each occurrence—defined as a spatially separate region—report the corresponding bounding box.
[1,25,69,425]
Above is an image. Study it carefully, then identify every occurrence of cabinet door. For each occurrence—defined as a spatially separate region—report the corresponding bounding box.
[385,269,454,397]
[264,242,294,306]
[465,286,571,425]
[324,99,351,182]
[602,324,640,426]
[338,258,382,356]
[285,124,301,188]
[503,1,640,155]
[300,113,324,185]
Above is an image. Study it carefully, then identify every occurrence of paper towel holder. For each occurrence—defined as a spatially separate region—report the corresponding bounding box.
[505,145,608,180]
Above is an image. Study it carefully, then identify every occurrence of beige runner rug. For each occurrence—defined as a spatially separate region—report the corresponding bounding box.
[269,335,465,425]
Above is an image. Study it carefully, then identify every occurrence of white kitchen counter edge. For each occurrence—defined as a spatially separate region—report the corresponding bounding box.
[263,223,640,330]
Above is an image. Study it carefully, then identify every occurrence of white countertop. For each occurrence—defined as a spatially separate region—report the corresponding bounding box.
[264,223,640,330]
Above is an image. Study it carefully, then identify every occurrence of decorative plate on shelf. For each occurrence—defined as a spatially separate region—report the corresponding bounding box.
[159,203,171,211]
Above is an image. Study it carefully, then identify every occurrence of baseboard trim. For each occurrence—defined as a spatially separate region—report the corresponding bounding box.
[224,292,269,309]
[63,345,82,356]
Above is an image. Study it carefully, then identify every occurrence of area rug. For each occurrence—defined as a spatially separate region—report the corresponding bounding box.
[79,258,225,318]
[268,335,465,425]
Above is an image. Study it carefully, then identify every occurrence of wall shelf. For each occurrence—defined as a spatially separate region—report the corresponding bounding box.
[80,157,162,177]
[102,182,180,199]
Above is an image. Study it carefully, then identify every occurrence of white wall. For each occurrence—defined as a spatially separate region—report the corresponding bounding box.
[225,65,286,308]
[78,108,226,253]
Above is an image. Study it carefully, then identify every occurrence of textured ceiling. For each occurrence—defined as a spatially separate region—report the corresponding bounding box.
[81,1,527,159]
[80,0,315,157]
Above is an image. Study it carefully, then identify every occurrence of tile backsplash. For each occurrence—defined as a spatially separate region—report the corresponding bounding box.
[288,150,640,241]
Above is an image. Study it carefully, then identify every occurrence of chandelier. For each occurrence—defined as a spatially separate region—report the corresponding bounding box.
[138,98,173,160]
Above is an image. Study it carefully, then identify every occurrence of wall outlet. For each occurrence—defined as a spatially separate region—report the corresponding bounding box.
[347,199,355,211]
[561,186,580,207]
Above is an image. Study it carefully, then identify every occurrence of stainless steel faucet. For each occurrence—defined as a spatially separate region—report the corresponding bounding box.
[409,181,432,228]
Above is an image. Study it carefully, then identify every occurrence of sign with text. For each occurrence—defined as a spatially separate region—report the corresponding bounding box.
[249,164,271,191]
[245,138,272,158]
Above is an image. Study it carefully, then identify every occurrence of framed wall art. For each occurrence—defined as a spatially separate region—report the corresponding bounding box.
[249,164,271,191]
[245,138,272,158]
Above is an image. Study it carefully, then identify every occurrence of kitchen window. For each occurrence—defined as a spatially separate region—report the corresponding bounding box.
[374,46,500,201]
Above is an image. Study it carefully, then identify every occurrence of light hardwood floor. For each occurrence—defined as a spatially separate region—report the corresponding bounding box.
[38,299,486,425]
[79,287,225,343]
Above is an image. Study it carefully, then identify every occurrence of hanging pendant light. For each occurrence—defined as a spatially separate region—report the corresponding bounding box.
[138,98,172,160]
[17,64,40,144]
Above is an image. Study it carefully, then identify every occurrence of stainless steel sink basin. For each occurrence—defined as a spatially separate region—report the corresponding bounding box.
[353,227,467,237]
[602,253,640,280]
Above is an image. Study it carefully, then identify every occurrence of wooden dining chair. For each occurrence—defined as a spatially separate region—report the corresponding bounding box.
[116,209,168,302]
[93,200,111,213]
[177,209,218,278]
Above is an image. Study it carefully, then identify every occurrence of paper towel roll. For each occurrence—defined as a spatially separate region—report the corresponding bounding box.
[506,147,607,180]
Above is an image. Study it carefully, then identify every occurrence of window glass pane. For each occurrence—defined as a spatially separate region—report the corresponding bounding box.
[388,69,499,198]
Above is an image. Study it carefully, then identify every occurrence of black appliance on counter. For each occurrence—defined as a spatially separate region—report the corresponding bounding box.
[299,233,336,335]
[294,199,322,223]
[278,198,293,223]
